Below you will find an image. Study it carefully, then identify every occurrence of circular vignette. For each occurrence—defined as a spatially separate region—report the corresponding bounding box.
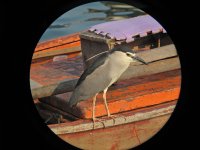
[31,2,180,148]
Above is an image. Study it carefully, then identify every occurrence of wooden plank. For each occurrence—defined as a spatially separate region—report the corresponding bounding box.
[36,108,65,124]
[80,38,111,68]
[31,78,77,99]
[120,57,180,80]
[72,74,180,119]
[80,31,115,44]
[31,56,180,99]
[57,113,171,150]
[35,32,81,52]
[32,46,81,59]
[84,44,177,67]
[49,101,176,134]
[80,31,172,67]
[135,44,177,63]
[39,70,180,119]
[38,101,79,121]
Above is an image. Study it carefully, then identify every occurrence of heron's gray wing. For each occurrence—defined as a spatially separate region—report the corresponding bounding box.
[75,52,109,87]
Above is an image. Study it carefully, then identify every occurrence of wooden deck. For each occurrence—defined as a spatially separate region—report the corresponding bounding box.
[58,114,171,150]
[30,44,180,99]
[31,34,181,119]
[38,69,180,119]
[49,101,176,134]
[47,101,175,150]
[33,32,81,59]
[30,28,181,149]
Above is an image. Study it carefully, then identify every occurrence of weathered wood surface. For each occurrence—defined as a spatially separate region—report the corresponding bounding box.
[31,58,180,99]
[39,69,180,119]
[80,38,111,68]
[31,45,180,99]
[120,57,180,80]
[33,32,81,60]
[36,108,68,124]
[35,32,80,52]
[135,44,177,63]
[37,101,79,121]
[49,101,176,134]
[88,15,166,43]
[57,113,171,150]
[80,30,172,67]
[80,31,115,44]
[32,46,81,59]
[31,78,77,100]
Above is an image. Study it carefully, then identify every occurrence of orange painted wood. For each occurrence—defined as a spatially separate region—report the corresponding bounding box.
[77,73,180,119]
[49,100,176,133]
[33,33,81,60]
[35,32,81,52]
[34,41,81,56]
[39,69,181,119]
[56,114,170,150]
[30,53,83,85]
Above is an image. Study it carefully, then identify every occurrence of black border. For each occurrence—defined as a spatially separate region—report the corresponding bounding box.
[2,0,197,149]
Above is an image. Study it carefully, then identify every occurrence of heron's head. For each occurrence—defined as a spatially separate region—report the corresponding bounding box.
[125,51,148,65]
[114,46,148,65]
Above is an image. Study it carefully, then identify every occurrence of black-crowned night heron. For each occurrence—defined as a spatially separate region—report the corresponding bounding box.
[68,45,148,124]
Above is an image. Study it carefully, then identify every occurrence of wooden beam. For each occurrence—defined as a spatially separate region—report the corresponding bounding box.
[120,57,180,80]
[80,31,172,68]
[31,58,180,99]
[80,31,115,44]
[32,46,81,59]
[31,79,77,99]
[38,69,180,119]
[38,101,79,121]
[57,114,171,149]
[135,44,177,63]
[31,45,180,99]
[35,32,81,52]
[49,101,176,134]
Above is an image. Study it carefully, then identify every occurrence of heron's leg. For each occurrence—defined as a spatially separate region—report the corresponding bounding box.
[92,93,106,129]
[103,88,126,124]
[103,88,111,117]
[103,88,116,124]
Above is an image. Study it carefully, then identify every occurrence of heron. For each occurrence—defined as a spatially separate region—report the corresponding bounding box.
[68,45,148,125]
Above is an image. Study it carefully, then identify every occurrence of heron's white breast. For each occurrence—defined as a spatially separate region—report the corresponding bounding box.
[106,51,132,86]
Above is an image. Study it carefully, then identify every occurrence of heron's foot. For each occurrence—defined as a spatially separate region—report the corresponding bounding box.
[92,118,106,129]
[107,114,117,124]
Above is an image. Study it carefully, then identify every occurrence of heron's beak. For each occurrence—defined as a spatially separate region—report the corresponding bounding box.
[132,56,148,65]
